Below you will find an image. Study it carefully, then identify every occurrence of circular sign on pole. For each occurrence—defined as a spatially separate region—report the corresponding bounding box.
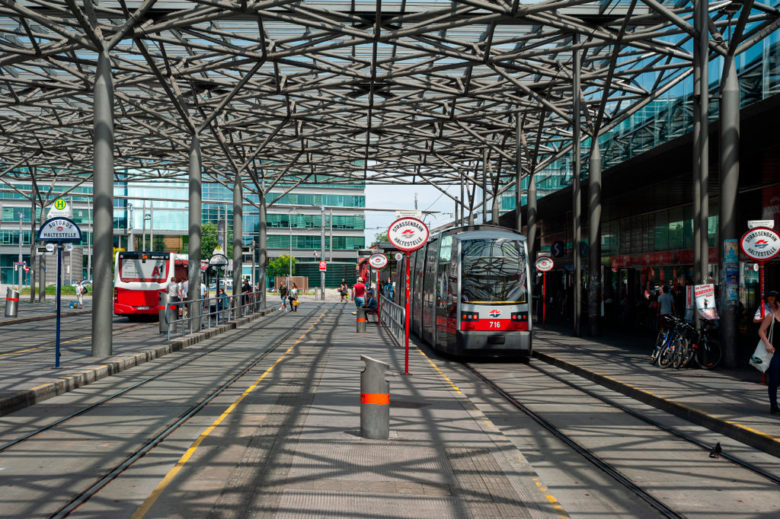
[209,253,229,267]
[740,227,780,262]
[387,217,429,252]
[394,252,403,261]
[319,260,327,271]
[535,256,554,272]
[369,253,388,269]
[54,198,67,211]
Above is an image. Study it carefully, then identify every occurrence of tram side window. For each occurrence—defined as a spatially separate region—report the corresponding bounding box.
[437,236,453,307]
[461,239,527,304]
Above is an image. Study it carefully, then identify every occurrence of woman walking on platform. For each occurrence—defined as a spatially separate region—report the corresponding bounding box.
[758,292,780,415]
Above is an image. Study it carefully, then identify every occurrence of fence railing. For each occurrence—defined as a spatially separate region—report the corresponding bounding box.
[379,295,405,346]
[165,291,265,341]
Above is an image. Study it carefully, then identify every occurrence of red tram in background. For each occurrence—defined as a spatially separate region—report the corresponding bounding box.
[113,251,188,317]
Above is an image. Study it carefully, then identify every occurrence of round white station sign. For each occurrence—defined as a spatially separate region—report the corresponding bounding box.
[369,253,388,269]
[740,227,780,262]
[535,256,554,272]
[387,217,429,252]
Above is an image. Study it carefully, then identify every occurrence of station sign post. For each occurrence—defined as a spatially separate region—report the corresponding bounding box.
[37,217,82,368]
[369,253,388,320]
[387,217,429,375]
[209,251,229,325]
[534,256,554,328]
[740,227,780,319]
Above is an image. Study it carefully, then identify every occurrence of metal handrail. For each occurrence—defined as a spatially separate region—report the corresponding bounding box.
[166,290,265,341]
[379,295,405,346]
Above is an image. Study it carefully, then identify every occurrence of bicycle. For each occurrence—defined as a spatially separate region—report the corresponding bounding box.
[690,320,721,369]
[652,315,684,367]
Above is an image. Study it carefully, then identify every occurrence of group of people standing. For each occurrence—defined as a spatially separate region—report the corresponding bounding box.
[278,282,299,312]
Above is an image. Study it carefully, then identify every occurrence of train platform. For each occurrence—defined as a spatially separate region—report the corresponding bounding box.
[0,303,565,518]
[531,325,780,457]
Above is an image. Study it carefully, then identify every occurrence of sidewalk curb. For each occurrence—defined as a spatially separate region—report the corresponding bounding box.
[0,308,91,327]
[533,350,780,458]
[0,308,276,416]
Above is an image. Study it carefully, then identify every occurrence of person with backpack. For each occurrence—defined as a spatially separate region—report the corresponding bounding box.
[76,280,85,308]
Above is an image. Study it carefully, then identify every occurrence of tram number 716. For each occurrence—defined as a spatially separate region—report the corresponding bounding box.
[489,321,502,329]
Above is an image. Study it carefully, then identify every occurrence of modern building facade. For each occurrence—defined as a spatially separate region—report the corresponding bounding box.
[0,181,365,285]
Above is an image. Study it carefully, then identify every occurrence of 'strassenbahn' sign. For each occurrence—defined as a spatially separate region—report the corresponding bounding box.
[740,227,780,262]
[387,217,429,252]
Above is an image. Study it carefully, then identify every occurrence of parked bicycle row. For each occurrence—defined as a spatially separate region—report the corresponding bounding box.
[649,315,722,369]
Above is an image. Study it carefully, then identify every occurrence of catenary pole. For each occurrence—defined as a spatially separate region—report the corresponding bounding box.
[697,0,710,283]
[91,51,114,357]
[188,135,203,331]
[320,205,325,299]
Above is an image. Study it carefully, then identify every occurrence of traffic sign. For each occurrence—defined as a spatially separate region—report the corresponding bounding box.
[740,227,780,262]
[387,217,429,252]
[47,198,72,219]
[54,198,67,210]
[65,243,73,252]
[394,252,403,261]
[319,260,327,271]
[38,217,82,243]
[535,257,554,272]
[368,254,388,269]
[45,243,55,253]
[551,241,564,258]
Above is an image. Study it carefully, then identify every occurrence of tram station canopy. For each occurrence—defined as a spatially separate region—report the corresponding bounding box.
[0,0,777,193]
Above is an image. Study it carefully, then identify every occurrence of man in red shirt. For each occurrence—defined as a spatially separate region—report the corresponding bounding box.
[352,277,366,308]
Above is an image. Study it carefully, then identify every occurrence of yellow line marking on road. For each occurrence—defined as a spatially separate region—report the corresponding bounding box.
[1,323,149,358]
[131,310,328,519]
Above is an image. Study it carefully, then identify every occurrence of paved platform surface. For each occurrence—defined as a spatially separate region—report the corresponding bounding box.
[532,326,780,456]
[138,304,561,518]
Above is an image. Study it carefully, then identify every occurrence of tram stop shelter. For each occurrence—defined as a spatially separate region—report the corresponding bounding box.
[0,1,778,366]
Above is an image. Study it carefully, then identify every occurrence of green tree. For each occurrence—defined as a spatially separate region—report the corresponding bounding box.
[369,232,386,248]
[201,222,219,257]
[267,255,296,284]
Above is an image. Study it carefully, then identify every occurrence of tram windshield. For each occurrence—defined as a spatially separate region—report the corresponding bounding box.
[461,239,527,304]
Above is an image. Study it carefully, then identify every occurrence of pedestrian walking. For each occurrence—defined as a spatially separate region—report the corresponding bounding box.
[75,280,85,308]
[758,293,780,415]
[167,277,179,316]
[352,277,366,308]
[288,282,298,312]
[279,283,288,311]
[657,285,675,331]
[339,279,349,303]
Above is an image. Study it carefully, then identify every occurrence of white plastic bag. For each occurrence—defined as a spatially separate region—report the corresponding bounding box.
[750,318,774,373]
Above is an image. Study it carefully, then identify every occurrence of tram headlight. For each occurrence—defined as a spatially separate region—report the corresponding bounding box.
[461,313,479,321]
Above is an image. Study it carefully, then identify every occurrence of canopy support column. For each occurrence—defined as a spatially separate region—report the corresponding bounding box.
[588,140,602,336]
[188,136,202,331]
[516,115,523,233]
[719,57,740,368]
[572,44,582,337]
[258,189,267,308]
[233,175,243,315]
[92,51,114,357]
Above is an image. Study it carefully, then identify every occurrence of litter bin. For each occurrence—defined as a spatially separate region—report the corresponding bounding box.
[360,355,390,439]
[5,288,19,318]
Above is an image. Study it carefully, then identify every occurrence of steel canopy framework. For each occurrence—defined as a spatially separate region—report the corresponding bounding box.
[0,0,776,197]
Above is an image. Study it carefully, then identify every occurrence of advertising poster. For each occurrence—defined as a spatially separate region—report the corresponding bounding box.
[724,239,739,265]
[694,284,719,320]
[726,266,739,303]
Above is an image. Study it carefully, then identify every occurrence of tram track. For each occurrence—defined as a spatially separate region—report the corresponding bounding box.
[0,318,152,358]
[43,306,325,518]
[464,362,685,519]
[0,309,284,454]
[463,358,780,519]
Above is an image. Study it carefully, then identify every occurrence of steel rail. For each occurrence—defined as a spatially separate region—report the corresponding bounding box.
[464,363,684,519]
[527,360,780,486]
[0,309,283,454]
[47,307,321,518]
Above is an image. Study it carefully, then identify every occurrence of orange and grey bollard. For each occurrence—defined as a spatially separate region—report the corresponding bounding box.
[5,287,19,318]
[356,306,367,333]
[360,355,390,439]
